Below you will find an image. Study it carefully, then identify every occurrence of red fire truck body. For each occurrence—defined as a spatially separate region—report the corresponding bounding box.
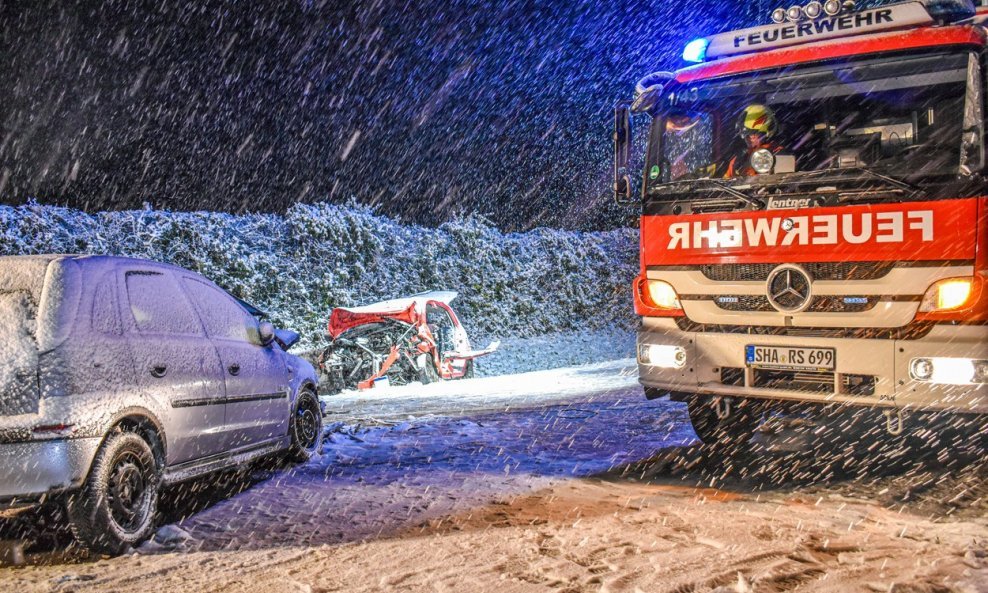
[617,0,988,443]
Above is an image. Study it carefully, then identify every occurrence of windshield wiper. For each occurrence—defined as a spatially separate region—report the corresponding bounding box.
[654,178,765,210]
[798,167,923,198]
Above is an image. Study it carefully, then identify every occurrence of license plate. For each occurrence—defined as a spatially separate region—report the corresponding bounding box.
[745,345,836,371]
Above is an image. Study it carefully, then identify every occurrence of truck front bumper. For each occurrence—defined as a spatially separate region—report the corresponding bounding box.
[638,318,988,415]
[0,437,101,508]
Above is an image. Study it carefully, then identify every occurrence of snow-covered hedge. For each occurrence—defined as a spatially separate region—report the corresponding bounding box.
[0,202,638,354]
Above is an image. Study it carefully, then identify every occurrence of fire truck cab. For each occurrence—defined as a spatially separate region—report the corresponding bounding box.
[615,0,988,446]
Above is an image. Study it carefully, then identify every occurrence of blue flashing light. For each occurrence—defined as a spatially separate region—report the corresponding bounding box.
[922,0,976,22]
[683,38,709,64]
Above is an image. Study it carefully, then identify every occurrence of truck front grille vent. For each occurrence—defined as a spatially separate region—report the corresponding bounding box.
[753,369,834,393]
[674,318,935,341]
[687,261,896,282]
[710,296,877,313]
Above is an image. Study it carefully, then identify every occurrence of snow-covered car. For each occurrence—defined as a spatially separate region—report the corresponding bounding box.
[0,255,322,553]
[318,291,498,393]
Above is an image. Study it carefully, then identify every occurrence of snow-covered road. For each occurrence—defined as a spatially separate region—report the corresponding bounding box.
[320,358,642,423]
[3,361,986,592]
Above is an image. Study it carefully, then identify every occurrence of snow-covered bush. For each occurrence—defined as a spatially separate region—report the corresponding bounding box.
[0,201,638,353]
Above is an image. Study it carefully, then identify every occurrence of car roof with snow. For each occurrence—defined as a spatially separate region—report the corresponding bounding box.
[336,291,458,315]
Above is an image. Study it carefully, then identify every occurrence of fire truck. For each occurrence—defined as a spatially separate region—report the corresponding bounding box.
[614,0,988,446]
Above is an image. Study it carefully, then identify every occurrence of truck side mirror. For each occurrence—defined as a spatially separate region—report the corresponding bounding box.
[614,101,636,204]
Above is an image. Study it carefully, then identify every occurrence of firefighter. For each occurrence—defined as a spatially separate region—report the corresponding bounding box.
[720,104,785,178]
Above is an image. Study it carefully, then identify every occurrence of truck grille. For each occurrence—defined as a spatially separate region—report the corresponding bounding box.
[746,369,877,396]
[753,369,835,393]
[711,295,878,313]
[694,261,895,282]
[675,317,935,340]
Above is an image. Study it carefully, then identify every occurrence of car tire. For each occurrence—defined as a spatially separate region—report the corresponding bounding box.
[418,354,441,384]
[287,388,322,463]
[686,397,762,448]
[66,430,160,555]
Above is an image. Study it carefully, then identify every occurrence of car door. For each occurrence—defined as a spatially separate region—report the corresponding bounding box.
[180,276,290,451]
[121,267,227,465]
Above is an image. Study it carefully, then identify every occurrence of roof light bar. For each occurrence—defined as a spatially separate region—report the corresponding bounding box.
[695,1,935,61]
[922,0,977,21]
[682,38,709,63]
[823,0,843,15]
[774,0,853,21]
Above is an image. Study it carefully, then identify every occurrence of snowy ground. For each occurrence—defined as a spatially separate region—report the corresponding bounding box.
[1,361,986,592]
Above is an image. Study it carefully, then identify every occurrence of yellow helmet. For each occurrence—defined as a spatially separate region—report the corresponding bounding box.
[738,104,777,138]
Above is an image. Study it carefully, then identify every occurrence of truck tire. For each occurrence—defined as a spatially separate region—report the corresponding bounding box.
[66,430,160,554]
[287,389,323,462]
[686,397,762,448]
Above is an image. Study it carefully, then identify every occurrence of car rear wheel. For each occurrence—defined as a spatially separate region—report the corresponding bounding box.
[686,396,762,448]
[66,430,160,554]
[287,389,322,462]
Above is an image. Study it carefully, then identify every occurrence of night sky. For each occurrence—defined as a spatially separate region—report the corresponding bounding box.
[2,1,770,230]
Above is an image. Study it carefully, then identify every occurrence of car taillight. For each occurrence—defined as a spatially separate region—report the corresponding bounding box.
[634,275,684,317]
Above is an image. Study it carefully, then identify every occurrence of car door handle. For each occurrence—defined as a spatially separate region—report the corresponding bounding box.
[150,365,167,378]
[228,364,241,376]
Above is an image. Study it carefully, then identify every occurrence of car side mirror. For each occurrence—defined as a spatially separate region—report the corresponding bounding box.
[613,100,635,205]
[258,321,276,346]
[274,328,300,351]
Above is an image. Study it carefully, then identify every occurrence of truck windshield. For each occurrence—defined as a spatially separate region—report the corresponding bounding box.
[650,51,983,194]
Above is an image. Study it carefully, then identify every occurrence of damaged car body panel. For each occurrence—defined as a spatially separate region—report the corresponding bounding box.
[320,291,498,393]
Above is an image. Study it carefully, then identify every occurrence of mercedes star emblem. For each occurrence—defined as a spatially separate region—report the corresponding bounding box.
[766,264,813,313]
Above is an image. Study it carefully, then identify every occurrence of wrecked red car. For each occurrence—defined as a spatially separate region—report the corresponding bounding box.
[318,291,498,393]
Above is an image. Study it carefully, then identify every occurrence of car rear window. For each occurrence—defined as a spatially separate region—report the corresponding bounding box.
[0,291,40,412]
[0,256,55,309]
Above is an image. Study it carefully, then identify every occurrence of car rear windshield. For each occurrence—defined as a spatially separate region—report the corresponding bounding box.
[0,258,48,409]
[0,256,58,310]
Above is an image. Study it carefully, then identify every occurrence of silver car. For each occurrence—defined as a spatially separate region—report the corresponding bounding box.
[0,255,322,553]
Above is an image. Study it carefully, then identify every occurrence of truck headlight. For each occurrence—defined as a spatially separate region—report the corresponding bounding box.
[918,278,973,312]
[750,149,775,174]
[646,280,682,310]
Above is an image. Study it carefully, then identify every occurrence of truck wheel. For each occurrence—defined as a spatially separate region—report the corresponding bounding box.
[66,431,160,554]
[686,397,762,448]
[287,389,323,462]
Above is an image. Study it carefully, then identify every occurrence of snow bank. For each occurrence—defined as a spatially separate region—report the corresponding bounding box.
[0,202,638,372]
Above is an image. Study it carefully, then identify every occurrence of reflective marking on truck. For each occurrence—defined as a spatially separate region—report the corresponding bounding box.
[666,210,933,250]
